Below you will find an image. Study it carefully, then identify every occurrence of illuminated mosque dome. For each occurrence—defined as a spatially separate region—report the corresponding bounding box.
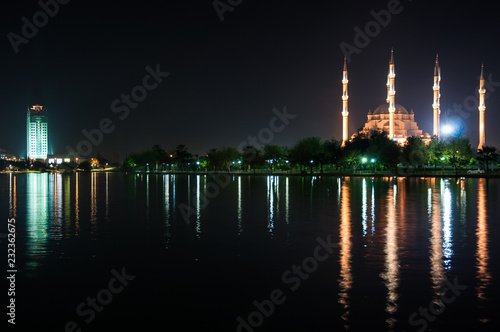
[372,103,409,115]
[361,103,429,143]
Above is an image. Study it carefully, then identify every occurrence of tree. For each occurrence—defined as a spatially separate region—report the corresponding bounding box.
[365,130,401,173]
[207,148,223,171]
[442,137,473,176]
[263,145,285,172]
[341,149,361,172]
[476,145,499,172]
[241,145,263,172]
[175,144,194,170]
[219,147,240,173]
[152,144,167,170]
[426,137,445,169]
[380,142,402,174]
[79,161,92,172]
[123,157,135,171]
[402,136,428,172]
[324,139,342,167]
[340,132,370,171]
[289,137,323,174]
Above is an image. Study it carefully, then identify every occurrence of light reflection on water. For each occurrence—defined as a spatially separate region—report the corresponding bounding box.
[25,173,49,269]
[381,180,399,329]
[2,173,498,329]
[338,177,352,327]
[476,178,491,323]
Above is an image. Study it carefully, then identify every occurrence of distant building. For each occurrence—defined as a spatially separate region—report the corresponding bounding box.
[27,105,48,160]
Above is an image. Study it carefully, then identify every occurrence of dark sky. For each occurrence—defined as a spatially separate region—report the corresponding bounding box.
[1,0,499,160]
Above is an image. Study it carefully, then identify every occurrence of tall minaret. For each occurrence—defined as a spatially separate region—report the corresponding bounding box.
[386,48,396,139]
[478,63,486,150]
[432,54,441,138]
[342,57,349,146]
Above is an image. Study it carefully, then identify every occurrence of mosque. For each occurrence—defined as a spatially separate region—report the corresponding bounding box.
[341,49,487,150]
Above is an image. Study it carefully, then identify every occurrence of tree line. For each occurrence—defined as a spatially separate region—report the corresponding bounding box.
[122,130,500,175]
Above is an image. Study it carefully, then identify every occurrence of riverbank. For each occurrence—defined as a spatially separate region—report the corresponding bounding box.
[3,169,500,178]
[131,171,500,178]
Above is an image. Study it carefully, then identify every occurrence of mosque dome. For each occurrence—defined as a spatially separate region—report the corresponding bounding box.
[372,103,409,115]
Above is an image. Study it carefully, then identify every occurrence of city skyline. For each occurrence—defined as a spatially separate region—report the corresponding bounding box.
[13,55,495,161]
[1,1,499,159]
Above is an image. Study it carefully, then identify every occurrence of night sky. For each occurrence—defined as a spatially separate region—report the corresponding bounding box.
[1,0,499,160]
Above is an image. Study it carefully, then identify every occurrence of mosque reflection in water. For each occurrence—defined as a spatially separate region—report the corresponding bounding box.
[8,173,493,328]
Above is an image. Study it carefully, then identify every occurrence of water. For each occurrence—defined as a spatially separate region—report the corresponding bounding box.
[2,173,500,331]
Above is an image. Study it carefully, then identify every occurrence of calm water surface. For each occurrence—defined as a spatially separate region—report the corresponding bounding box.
[2,173,500,331]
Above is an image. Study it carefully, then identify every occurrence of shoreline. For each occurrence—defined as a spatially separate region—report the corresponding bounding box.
[2,170,499,178]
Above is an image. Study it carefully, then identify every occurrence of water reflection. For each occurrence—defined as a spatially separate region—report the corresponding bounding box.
[441,179,453,270]
[429,182,445,299]
[285,177,289,224]
[196,175,201,237]
[381,180,399,329]
[164,174,172,248]
[146,174,150,220]
[267,176,277,235]
[90,172,97,235]
[237,176,242,236]
[105,173,109,223]
[6,174,498,329]
[50,173,63,240]
[26,173,49,266]
[75,173,80,236]
[362,178,367,237]
[338,178,352,327]
[64,174,71,239]
[476,179,490,312]
[9,173,17,218]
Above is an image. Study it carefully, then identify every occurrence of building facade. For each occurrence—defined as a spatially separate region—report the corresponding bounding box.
[361,104,429,144]
[27,105,48,160]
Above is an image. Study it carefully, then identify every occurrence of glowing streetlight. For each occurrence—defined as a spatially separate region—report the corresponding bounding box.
[362,157,368,163]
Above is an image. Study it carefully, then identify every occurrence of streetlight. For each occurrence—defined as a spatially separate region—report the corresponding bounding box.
[370,158,376,172]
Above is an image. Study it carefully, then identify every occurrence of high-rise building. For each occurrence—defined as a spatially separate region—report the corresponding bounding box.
[27,105,48,160]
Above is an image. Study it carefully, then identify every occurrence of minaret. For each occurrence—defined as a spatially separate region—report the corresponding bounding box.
[342,57,349,146]
[386,48,396,139]
[432,54,441,138]
[478,63,486,150]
